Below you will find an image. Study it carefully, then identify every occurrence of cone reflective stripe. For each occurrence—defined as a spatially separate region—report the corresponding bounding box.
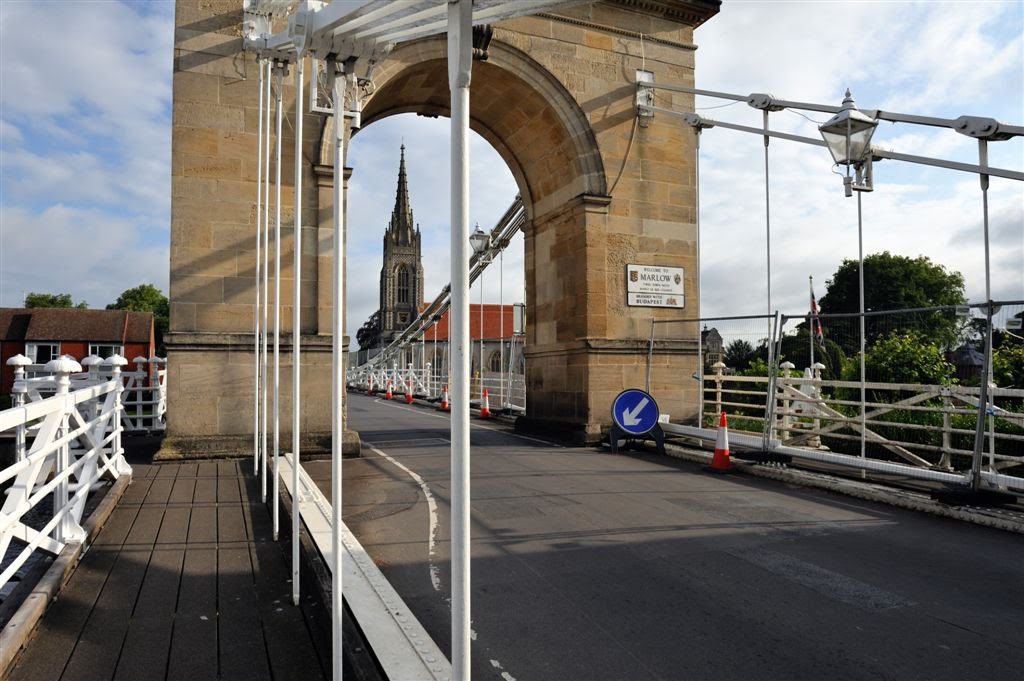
[710,411,731,471]
[479,388,492,419]
[385,379,393,400]
[439,384,450,411]
[405,378,414,404]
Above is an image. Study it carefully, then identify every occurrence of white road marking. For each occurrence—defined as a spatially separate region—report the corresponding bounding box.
[364,435,520,681]
[364,442,442,590]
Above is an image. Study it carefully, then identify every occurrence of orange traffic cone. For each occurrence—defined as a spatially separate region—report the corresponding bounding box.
[439,384,450,411]
[385,380,393,400]
[367,376,374,396]
[709,411,731,472]
[405,378,414,404]
[479,388,492,419]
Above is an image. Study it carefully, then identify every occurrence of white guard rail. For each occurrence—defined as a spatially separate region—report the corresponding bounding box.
[279,455,451,681]
[0,359,132,590]
[19,358,167,433]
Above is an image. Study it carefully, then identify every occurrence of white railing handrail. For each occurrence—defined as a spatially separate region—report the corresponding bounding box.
[1,364,132,590]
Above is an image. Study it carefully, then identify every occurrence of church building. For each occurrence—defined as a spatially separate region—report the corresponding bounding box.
[360,145,525,383]
[378,145,425,343]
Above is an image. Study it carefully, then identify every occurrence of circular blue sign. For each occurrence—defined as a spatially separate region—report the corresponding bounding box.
[611,389,660,435]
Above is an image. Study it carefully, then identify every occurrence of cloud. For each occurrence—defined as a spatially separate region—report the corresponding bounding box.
[692,1,1023,321]
[0,204,169,308]
[0,1,172,307]
[0,0,1018,352]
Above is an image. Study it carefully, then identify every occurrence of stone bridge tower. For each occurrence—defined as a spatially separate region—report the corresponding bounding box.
[168,0,721,453]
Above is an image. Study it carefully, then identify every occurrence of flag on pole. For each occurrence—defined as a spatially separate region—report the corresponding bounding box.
[810,280,825,348]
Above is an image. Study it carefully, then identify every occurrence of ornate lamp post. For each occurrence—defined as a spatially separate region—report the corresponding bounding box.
[820,89,878,469]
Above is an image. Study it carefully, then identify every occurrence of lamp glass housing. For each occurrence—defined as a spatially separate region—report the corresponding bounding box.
[469,226,489,255]
[819,99,877,166]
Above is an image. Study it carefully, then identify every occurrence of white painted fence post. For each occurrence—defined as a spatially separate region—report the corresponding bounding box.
[712,361,726,427]
[46,356,84,544]
[779,361,795,440]
[7,354,31,463]
[81,355,104,422]
[810,362,825,448]
[108,355,130,476]
[133,355,149,427]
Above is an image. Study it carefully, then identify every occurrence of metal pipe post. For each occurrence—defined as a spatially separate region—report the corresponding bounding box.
[857,190,867,476]
[970,139,993,490]
[262,61,272,504]
[330,62,348,681]
[254,58,264,475]
[448,1,473,676]
[292,55,304,606]
[763,110,772,325]
[499,251,504,408]
[479,269,484,395]
[273,62,285,540]
[694,128,704,425]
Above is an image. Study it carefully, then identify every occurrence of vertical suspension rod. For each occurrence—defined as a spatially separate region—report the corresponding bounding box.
[262,60,272,503]
[292,55,304,607]
[273,61,285,541]
[448,1,473,677]
[254,57,264,476]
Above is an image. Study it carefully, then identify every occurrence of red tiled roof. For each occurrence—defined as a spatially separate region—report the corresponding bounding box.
[0,308,154,343]
[421,304,516,341]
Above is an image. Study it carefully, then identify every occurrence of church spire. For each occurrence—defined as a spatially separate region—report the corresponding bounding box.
[389,144,415,244]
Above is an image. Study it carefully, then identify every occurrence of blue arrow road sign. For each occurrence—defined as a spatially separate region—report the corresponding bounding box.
[611,389,660,435]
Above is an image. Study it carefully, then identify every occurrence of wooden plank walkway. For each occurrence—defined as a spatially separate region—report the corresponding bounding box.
[7,458,330,681]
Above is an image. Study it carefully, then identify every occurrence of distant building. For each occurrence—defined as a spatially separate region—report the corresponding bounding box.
[422,303,523,375]
[948,343,985,382]
[378,145,425,343]
[701,326,723,369]
[0,308,155,394]
[360,146,523,372]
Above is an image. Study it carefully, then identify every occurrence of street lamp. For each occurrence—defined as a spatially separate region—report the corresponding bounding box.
[820,89,878,473]
[469,223,491,398]
[819,89,878,196]
[469,223,490,255]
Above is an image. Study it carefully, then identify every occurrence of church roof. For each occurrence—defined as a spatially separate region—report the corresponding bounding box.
[388,144,416,243]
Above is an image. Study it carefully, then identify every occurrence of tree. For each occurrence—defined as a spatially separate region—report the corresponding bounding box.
[24,292,88,309]
[723,339,755,371]
[108,284,169,316]
[993,345,1024,389]
[776,328,845,380]
[856,331,955,386]
[356,310,381,350]
[108,284,169,354]
[819,252,966,353]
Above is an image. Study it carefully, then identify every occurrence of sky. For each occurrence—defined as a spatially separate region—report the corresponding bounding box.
[1,1,1021,342]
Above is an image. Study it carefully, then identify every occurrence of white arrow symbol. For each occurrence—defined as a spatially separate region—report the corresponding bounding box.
[622,397,649,427]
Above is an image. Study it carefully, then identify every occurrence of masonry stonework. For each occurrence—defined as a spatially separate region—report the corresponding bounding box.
[168,0,719,451]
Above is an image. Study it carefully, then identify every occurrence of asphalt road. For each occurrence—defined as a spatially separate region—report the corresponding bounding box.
[306,395,1024,681]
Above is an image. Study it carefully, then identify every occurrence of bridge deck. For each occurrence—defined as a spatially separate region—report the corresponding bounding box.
[7,455,329,681]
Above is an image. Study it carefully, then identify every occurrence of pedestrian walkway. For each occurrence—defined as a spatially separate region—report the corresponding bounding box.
[6,455,329,681]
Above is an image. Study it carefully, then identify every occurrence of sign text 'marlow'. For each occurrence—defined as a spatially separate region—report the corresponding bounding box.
[626,264,684,308]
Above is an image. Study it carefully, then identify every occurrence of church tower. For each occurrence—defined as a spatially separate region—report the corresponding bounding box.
[379,145,424,342]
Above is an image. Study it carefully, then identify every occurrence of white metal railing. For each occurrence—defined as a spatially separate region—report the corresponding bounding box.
[347,363,527,412]
[0,357,132,591]
[14,357,167,433]
[695,362,1024,491]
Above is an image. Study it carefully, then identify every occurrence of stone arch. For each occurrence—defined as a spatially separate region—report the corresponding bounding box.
[172,3,715,450]
[319,37,606,219]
